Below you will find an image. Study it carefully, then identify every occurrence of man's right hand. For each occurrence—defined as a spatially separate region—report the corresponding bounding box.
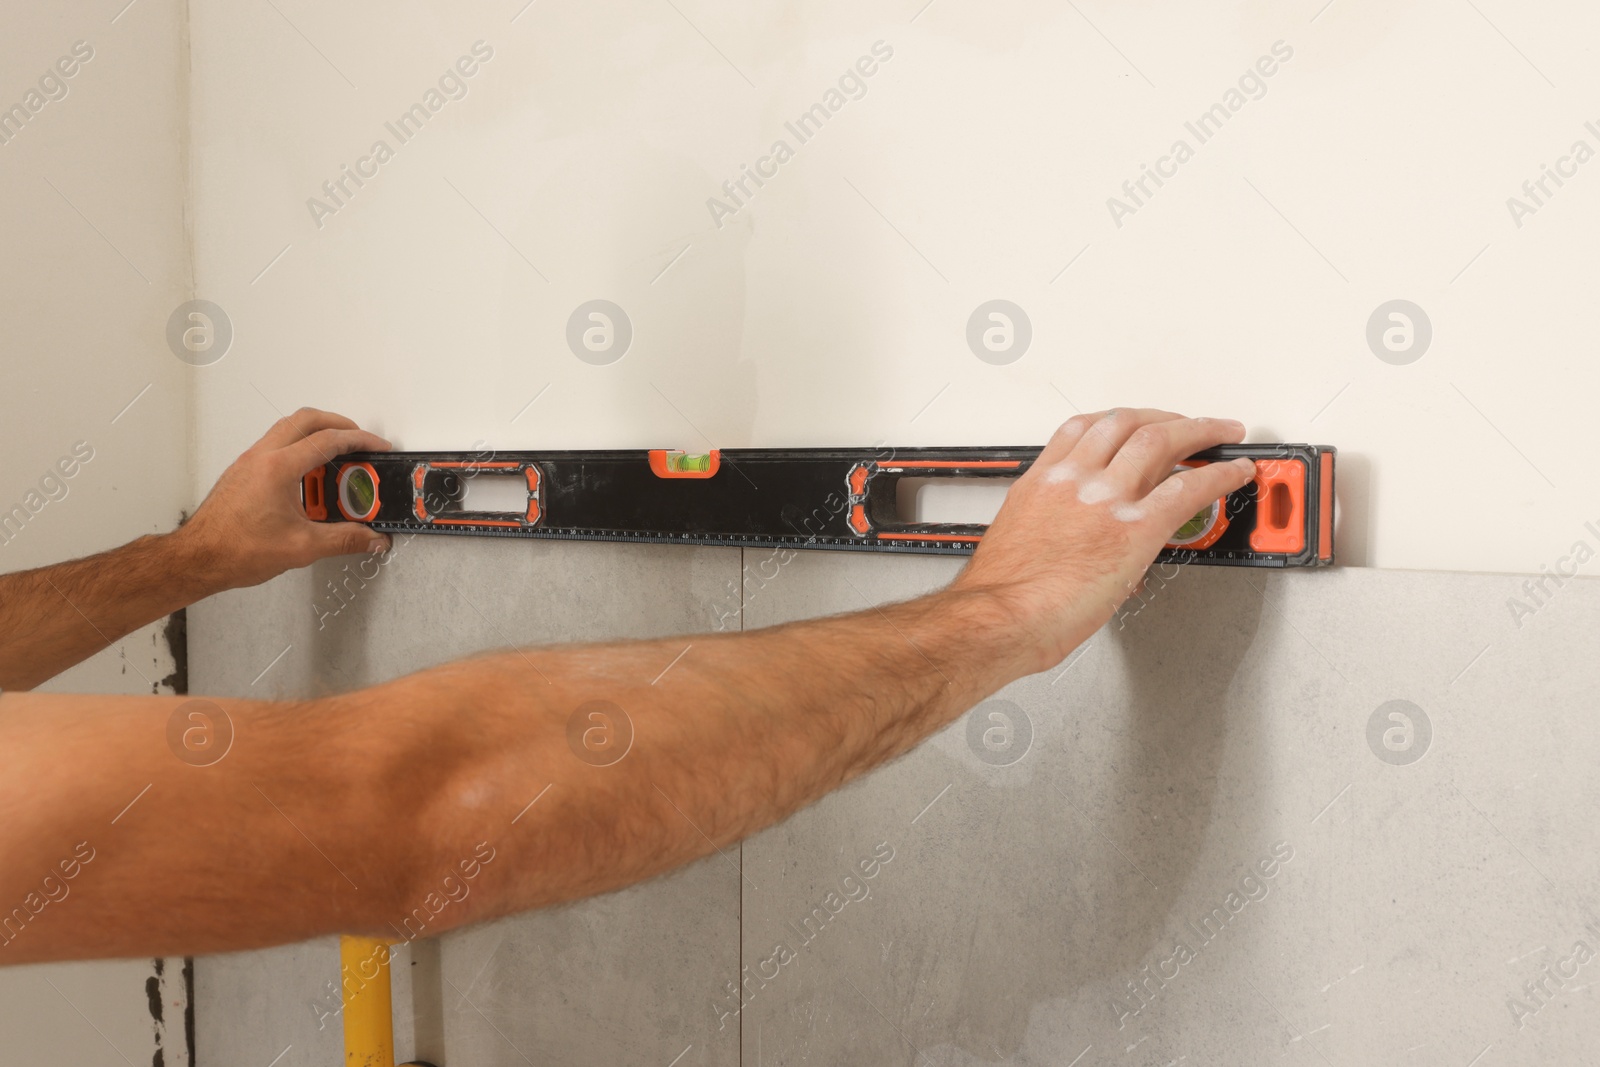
[952,409,1257,677]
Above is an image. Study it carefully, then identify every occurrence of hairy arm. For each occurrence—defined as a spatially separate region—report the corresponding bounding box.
[0,534,216,692]
[0,409,392,691]
[0,409,1255,962]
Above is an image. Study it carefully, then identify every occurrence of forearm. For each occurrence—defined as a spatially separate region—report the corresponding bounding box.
[0,686,398,962]
[0,406,396,692]
[358,584,1024,939]
[0,530,221,690]
[0,586,1023,961]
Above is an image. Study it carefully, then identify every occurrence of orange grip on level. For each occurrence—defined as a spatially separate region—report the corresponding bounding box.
[302,469,327,520]
[848,464,870,496]
[1249,459,1306,554]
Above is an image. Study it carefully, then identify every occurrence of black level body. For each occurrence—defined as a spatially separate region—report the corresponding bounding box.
[303,443,1335,568]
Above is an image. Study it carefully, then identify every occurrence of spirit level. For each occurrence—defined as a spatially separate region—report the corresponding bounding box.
[301,444,1335,568]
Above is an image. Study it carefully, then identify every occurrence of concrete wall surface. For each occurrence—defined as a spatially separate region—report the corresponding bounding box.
[191,540,1600,1066]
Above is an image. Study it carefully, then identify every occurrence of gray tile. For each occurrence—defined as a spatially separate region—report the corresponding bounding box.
[189,536,742,1067]
[739,555,1600,1066]
[439,858,734,1067]
[193,937,344,1067]
[189,540,1600,1065]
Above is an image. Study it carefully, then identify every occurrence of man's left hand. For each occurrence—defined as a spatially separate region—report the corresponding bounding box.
[178,407,393,591]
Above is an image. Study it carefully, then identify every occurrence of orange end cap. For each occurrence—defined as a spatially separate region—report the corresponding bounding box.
[1318,451,1334,561]
[849,504,870,534]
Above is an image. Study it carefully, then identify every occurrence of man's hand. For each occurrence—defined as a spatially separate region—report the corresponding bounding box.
[0,407,393,689]
[176,408,393,591]
[953,408,1257,675]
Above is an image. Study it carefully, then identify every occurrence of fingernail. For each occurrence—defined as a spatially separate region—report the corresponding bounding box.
[1235,457,1256,471]
[1224,419,1246,430]
[368,537,390,552]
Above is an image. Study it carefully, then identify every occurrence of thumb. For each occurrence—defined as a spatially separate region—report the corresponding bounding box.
[306,519,391,561]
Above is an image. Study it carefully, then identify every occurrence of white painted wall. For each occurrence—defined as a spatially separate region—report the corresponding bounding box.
[186,0,1600,574]
[0,0,191,1062]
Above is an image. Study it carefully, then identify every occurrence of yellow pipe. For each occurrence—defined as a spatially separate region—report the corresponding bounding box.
[340,935,394,1067]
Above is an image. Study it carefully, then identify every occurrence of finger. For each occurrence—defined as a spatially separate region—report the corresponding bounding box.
[302,519,391,560]
[1066,408,1185,472]
[254,408,362,451]
[1034,410,1110,467]
[1141,457,1257,534]
[278,428,392,476]
[1109,416,1246,495]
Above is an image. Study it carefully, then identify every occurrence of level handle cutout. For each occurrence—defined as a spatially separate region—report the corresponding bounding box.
[893,476,1015,526]
[458,472,533,515]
